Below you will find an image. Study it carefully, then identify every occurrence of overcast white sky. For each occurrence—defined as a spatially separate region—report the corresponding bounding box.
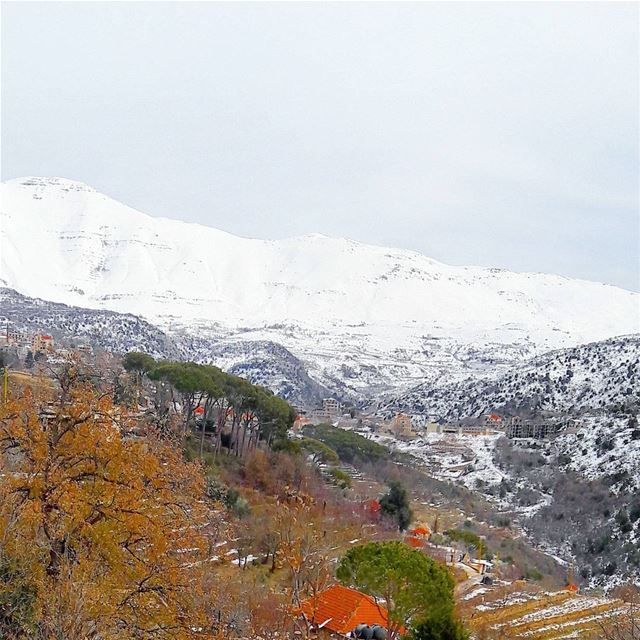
[2,2,638,290]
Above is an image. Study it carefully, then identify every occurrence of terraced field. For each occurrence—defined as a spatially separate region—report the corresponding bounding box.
[461,581,632,639]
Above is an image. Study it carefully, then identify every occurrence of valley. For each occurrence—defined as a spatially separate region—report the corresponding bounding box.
[1,176,639,637]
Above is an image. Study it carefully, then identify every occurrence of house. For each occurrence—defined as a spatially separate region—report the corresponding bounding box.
[404,525,432,549]
[392,414,414,439]
[408,525,431,539]
[483,413,503,429]
[460,423,489,436]
[425,422,442,434]
[506,418,562,440]
[299,584,395,637]
[33,333,54,353]
[293,414,312,433]
[309,399,343,424]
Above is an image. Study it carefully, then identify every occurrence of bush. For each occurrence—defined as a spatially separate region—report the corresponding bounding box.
[444,529,481,550]
[326,467,352,490]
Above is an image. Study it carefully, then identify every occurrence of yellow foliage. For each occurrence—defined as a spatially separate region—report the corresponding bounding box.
[0,380,216,639]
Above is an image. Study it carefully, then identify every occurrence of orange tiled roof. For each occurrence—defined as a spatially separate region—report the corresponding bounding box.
[405,536,424,548]
[408,526,431,536]
[299,584,391,635]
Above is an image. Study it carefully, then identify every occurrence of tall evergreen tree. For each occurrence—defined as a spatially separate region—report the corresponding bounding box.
[380,481,413,531]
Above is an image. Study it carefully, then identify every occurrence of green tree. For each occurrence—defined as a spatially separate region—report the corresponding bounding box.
[411,615,469,640]
[130,353,295,456]
[300,437,340,466]
[123,351,156,375]
[304,423,388,463]
[337,541,456,640]
[380,481,413,531]
[24,351,34,369]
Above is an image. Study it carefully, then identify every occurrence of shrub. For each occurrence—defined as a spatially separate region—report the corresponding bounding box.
[303,423,388,463]
[326,467,352,490]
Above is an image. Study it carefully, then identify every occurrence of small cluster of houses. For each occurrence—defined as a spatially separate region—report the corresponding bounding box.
[0,323,93,366]
[295,400,573,444]
[1,325,55,358]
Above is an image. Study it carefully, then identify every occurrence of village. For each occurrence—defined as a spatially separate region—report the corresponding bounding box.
[295,398,576,442]
[0,322,94,367]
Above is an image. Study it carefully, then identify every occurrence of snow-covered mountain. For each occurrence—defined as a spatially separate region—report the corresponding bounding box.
[379,335,640,421]
[2,176,638,399]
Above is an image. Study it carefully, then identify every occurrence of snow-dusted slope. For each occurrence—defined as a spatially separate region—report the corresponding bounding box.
[2,176,638,397]
[0,287,330,406]
[380,335,640,420]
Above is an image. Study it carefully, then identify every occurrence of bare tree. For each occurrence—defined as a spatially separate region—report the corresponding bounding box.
[594,586,640,640]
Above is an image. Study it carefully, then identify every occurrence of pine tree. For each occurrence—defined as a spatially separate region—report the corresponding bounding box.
[380,481,413,531]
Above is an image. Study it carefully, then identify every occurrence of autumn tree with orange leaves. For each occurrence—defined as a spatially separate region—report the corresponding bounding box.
[0,363,218,639]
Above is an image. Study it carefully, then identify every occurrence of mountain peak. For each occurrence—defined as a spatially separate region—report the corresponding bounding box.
[1,175,638,391]
[8,176,97,193]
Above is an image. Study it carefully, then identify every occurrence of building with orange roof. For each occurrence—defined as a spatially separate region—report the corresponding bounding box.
[293,414,312,433]
[299,584,401,637]
[33,333,54,353]
[404,525,432,549]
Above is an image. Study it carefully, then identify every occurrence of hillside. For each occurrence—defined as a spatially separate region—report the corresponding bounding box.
[494,413,640,588]
[380,335,640,420]
[2,176,638,398]
[0,287,330,405]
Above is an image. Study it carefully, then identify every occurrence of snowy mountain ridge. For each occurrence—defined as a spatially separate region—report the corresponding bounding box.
[1,176,638,399]
[379,334,640,421]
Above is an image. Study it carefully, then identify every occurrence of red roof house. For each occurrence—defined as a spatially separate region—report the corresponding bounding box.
[404,525,432,549]
[299,584,398,636]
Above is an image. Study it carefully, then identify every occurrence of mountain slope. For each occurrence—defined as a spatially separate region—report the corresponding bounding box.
[379,335,640,420]
[0,287,330,406]
[2,176,638,398]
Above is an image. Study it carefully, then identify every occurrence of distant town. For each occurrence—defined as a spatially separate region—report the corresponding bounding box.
[294,397,578,442]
